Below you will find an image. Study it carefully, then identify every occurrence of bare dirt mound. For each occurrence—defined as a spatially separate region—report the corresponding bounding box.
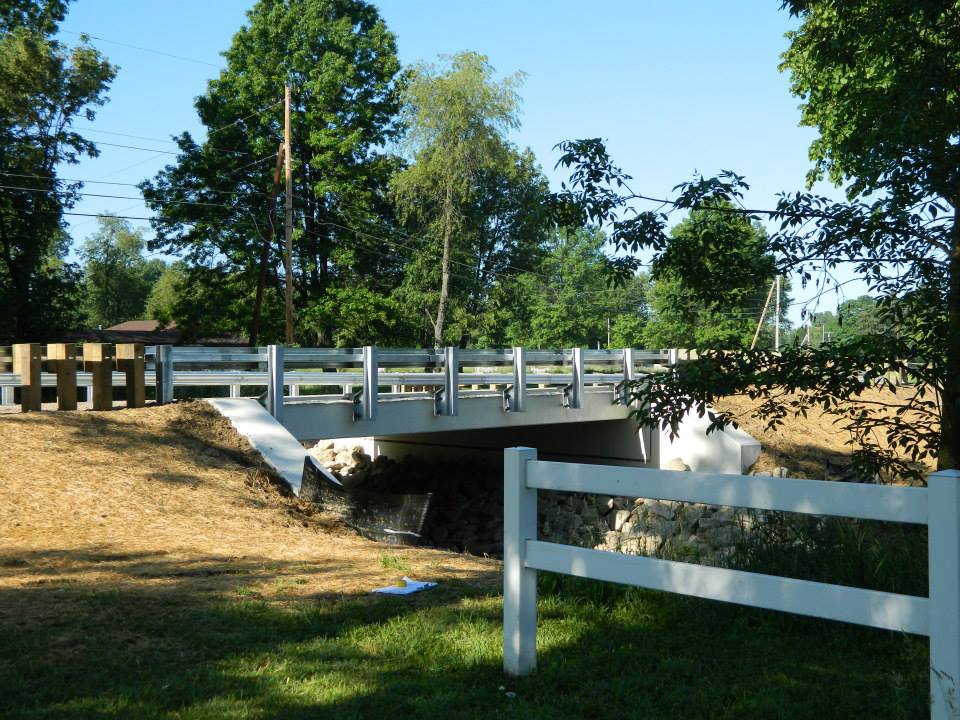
[0,401,497,599]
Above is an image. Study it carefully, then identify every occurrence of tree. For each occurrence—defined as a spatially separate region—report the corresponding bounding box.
[552,0,958,475]
[391,51,530,347]
[0,0,115,342]
[145,261,188,326]
[486,227,648,350]
[80,215,165,328]
[643,203,780,349]
[141,0,401,345]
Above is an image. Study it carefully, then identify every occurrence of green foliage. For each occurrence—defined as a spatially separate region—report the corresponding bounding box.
[144,261,188,326]
[80,215,165,328]
[0,0,116,342]
[521,228,645,349]
[554,0,957,472]
[142,0,402,344]
[391,52,543,347]
[301,286,404,347]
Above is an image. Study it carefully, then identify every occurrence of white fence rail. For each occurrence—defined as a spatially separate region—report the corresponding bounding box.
[503,447,960,719]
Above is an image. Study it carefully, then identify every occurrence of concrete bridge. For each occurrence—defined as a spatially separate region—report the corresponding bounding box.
[200,346,760,495]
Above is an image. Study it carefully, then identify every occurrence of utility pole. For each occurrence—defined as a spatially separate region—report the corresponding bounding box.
[249,142,285,347]
[774,275,781,351]
[284,82,295,344]
[750,277,777,350]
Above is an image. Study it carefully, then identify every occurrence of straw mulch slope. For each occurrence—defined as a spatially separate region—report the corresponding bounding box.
[0,401,497,600]
[713,388,937,481]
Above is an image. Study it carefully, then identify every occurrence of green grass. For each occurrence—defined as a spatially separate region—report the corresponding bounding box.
[0,573,928,719]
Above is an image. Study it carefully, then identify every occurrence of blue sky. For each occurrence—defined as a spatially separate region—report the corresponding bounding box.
[55,0,852,324]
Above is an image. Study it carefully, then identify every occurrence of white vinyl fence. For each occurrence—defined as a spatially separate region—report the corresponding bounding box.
[502,447,960,719]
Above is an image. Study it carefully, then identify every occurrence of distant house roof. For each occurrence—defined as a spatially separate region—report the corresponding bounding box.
[105,320,171,332]
[66,320,181,345]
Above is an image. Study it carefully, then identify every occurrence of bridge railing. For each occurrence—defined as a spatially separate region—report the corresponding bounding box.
[0,344,675,415]
[502,447,955,718]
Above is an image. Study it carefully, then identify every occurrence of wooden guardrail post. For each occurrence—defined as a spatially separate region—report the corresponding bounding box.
[115,343,145,408]
[12,343,41,412]
[47,343,78,410]
[83,343,114,410]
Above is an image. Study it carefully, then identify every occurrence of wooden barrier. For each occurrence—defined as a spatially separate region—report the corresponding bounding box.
[12,343,41,411]
[83,343,114,411]
[47,343,78,411]
[115,343,145,408]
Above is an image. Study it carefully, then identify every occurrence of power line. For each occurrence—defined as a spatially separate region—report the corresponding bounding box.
[59,29,220,68]
[0,184,247,211]
[0,171,269,198]
[78,127,252,156]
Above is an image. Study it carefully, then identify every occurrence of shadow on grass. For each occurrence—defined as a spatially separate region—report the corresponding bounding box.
[0,554,929,720]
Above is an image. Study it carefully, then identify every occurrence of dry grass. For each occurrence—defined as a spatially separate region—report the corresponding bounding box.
[714,387,937,480]
[0,400,497,604]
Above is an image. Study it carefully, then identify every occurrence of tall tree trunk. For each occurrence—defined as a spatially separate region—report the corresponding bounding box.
[940,209,960,470]
[434,186,454,348]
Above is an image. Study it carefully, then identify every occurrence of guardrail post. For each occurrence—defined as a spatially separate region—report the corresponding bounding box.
[12,343,41,412]
[47,343,78,411]
[358,345,378,421]
[266,344,285,422]
[504,446,538,676]
[506,346,527,413]
[437,346,459,416]
[155,345,174,404]
[229,385,241,398]
[82,343,114,411]
[1,387,12,406]
[929,469,960,719]
[563,347,583,409]
[115,343,145,408]
[618,347,635,405]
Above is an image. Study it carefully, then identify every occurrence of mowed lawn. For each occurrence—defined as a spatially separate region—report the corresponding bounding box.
[0,403,930,719]
[0,572,929,720]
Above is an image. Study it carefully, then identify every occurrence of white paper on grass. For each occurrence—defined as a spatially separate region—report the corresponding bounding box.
[372,577,437,595]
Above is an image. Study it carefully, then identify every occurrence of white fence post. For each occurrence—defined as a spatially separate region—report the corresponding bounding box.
[929,469,960,719]
[504,446,538,676]
[266,344,285,422]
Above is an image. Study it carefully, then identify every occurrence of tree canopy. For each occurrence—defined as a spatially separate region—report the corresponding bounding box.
[553,0,957,475]
[391,51,539,347]
[0,0,115,342]
[141,0,402,344]
[80,215,165,329]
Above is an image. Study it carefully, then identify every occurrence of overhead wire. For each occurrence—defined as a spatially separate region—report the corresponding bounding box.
[59,29,220,68]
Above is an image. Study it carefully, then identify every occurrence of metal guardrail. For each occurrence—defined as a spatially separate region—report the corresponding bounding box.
[0,344,674,414]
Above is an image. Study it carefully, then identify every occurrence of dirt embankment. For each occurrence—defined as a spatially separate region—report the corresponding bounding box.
[0,401,497,599]
[714,388,937,481]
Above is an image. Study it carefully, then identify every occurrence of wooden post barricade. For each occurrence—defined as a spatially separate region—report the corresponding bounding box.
[12,343,41,412]
[46,343,78,411]
[115,343,145,408]
[83,343,114,410]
